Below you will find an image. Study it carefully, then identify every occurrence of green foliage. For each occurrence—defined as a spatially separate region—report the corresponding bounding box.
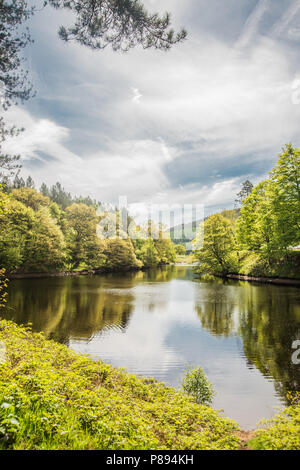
[0,187,181,273]
[235,180,253,208]
[0,401,20,445]
[250,402,300,450]
[0,320,239,450]
[155,237,177,265]
[0,198,34,270]
[49,182,73,209]
[237,145,300,264]
[134,226,177,267]
[181,367,214,406]
[269,144,300,251]
[194,145,300,279]
[48,0,187,52]
[0,269,8,309]
[0,186,10,217]
[137,238,160,267]
[23,207,66,272]
[194,214,239,276]
[175,244,186,256]
[220,209,240,226]
[0,194,65,272]
[25,176,35,189]
[103,238,142,271]
[11,187,50,211]
[64,203,104,270]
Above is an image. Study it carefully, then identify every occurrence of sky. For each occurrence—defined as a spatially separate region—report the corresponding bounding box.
[3,0,300,214]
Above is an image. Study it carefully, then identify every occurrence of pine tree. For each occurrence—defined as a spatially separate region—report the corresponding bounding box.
[235,180,254,207]
[40,183,50,197]
[25,176,35,189]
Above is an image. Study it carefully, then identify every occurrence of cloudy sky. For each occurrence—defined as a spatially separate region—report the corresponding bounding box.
[4,0,300,214]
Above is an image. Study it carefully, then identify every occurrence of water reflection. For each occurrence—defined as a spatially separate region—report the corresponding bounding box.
[4,275,136,344]
[237,283,300,398]
[195,281,237,337]
[2,267,300,428]
[194,279,300,399]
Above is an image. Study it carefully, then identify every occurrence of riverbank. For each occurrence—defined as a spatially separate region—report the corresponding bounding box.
[0,319,240,450]
[6,270,99,279]
[0,319,299,450]
[5,264,172,280]
[226,273,300,287]
[8,267,300,286]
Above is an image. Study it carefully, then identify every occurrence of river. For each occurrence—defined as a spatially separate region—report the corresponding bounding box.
[3,266,300,429]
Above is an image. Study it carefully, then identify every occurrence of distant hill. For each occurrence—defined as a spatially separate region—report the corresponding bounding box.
[168,209,239,252]
[169,220,203,253]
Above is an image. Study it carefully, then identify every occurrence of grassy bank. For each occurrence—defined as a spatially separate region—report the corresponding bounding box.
[0,320,239,450]
[0,320,299,450]
[249,395,300,450]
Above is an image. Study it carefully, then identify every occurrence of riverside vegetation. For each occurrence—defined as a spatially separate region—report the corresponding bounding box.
[0,319,299,450]
[0,146,299,450]
[193,145,300,280]
[0,319,240,450]
[0,181,177,274]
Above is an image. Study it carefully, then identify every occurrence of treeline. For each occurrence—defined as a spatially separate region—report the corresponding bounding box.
[4,175,101,209]
[194,144,300,279]
[0,185,179,274]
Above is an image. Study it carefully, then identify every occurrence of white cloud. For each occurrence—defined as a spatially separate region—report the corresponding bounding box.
[4,1,300,210]
[131,87,142,104]
[236,0,270,49]
[2,108,82,166]
[271,0,300,38]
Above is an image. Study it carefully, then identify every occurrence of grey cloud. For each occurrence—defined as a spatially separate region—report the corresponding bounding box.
[6,0,300,208]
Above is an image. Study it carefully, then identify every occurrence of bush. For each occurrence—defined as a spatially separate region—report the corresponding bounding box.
[0,269,8,309]
[181,366,214,405]
[250,402,300,450]
[0,320,238,450]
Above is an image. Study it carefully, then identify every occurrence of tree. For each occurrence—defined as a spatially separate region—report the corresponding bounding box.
[1,0,186,108]
[0,195,66,272]
[13,175,25,189]
[175,244,186,256]
[155,237,177,264]
[50,182,73,209]
[0,268,8,309]
[25,175,35,189]
[194,214,239,276]
[0,0,34,109]
[137,238,159,267]
[0,1,34,186]
[236,181,279,265]
[237,145,300,266]
[1,1,186,194]
[47,0,187,52]
[0,186,9,217]
[103,238,141,271]
[181,366,214,406]
[0,119,22,188]
[235,180,254,208]
[64,203,103,269]
[11,187,50,211]
[40,182,50,197]
[23,206,66,271]
[0,198,35,270]
[220,209,239,226]
[269,144,300,250]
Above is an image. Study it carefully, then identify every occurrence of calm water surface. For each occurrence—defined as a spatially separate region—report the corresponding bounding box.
[3,266,300,429]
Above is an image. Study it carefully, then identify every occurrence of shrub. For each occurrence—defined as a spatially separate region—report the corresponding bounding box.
[0,269,8,309]
[181,366,214,405]
[0,320,239,450]
[250,404,300,450]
